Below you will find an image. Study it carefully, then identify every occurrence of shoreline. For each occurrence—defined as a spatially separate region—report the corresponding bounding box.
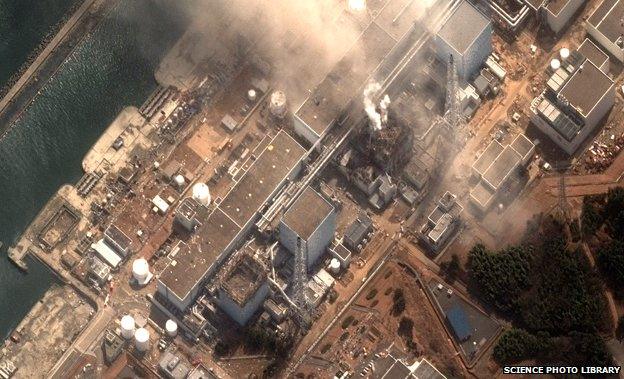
[0,0,113,139]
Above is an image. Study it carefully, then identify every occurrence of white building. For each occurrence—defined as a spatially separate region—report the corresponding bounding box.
[530,53,615,155]
[586,0,624,62]
[435,1,492,81]
[280,187,336,269]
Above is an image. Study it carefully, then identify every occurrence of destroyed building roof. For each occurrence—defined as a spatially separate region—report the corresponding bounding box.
[588,0,624,44]
[221,253,268,307]
[578,38,609,69]
[159,208,241,301]
[219,131,306,227]
[104,224,132,255]
[412,359,447,379]
[470,180,496,209]
[437,1,491,54]
[559,60,614,118]
[282,187,334,240]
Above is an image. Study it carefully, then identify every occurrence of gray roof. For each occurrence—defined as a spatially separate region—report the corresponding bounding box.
[578,39,609,69]
[472,140,504,176]
[559,60,614,118]
[437,1,491,54]
[282,187,334,240]
[482,146,521,190]
[588,0,624,44]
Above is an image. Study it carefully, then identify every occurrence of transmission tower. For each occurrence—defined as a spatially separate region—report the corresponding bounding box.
[291,237,311,329]
[445,55,463,128]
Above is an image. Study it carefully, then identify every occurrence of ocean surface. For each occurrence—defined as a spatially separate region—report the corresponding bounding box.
[0,0,188,339]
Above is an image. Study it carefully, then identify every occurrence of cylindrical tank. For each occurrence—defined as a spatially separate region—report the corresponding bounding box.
[135,328,150,352]
[247,89,257,102]
[120,315,135,339]
[550,59,561,71]
[165,320,178,337]
[559,48,570,61]
[269,91,287,119]
[174,175,185,187]
[132,258,150,283]
[329,258,341,274]
[191,182,211,206]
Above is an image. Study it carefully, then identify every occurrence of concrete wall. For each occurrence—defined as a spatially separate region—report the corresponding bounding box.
[294,114,320,146]
[546,0,583,34]
[279,209,336,269]
[435,23,492,82]
[217,282,269,326]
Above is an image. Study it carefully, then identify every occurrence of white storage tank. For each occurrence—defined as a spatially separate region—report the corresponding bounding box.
[269,91,287,119]
[550,58,561,71]
[329,258,341,274]
[132,258,150,284]
[247,89,257,102]
[191,182,211,206]
[559,48,570,61]
[174,175,185,187]
[134,328,150,352]
[165,319,178,337]
[120,315,135,339]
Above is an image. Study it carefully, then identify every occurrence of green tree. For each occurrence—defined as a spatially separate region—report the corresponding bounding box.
[597,240,624,291]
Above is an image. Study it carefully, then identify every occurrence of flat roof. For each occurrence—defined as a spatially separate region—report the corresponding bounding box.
[219,131,306,227]
[446,304,471,341]
[470,179,496,208]
[159,208,241,301]
[482,146,521,190]
[472,140,504,176]
[510,134,534,160]
[559,60,613,117]
[221,253,267,306]
[283,187,334,240]
[588,0,624,44]
[413,359,447,379]
[92,240,122,268]
[382,361,411,379]
[545,0,574,15]
[578,38,609,69]
[437,1,490,54]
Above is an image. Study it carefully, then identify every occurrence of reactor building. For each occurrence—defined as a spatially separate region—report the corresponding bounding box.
[279,187,337,269]
[435,1,492,81]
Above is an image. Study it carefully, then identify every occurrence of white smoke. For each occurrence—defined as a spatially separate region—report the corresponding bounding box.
[363,82,391,132]
[380,94,391,125]
[363,82,382,131]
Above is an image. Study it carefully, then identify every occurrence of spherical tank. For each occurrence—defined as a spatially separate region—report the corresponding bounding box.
[132,258,149,283]
[559,48,570,61]
[165,319,178,337]
[134,328,150,352]
[329,258,341,274]
[174,175,185,187]
[550,59,561,70]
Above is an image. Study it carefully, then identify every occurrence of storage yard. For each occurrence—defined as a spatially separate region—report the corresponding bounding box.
[4,0,624,377]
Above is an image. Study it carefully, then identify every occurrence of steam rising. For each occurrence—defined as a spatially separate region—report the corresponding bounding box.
[348,0,367,12]
[363,82,391,132]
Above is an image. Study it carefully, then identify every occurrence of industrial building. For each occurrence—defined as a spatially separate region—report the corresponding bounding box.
[470,134,535,211]
[528,0,584,34]
[529,49,615,155]
[586,0,624,62]
[216,253,269,326]
[343,213,374,252]
[577,38,610,73]
[280,187,336,269]
[435,1,492,81]
[157,131,306,311]
[419,192,463,252]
